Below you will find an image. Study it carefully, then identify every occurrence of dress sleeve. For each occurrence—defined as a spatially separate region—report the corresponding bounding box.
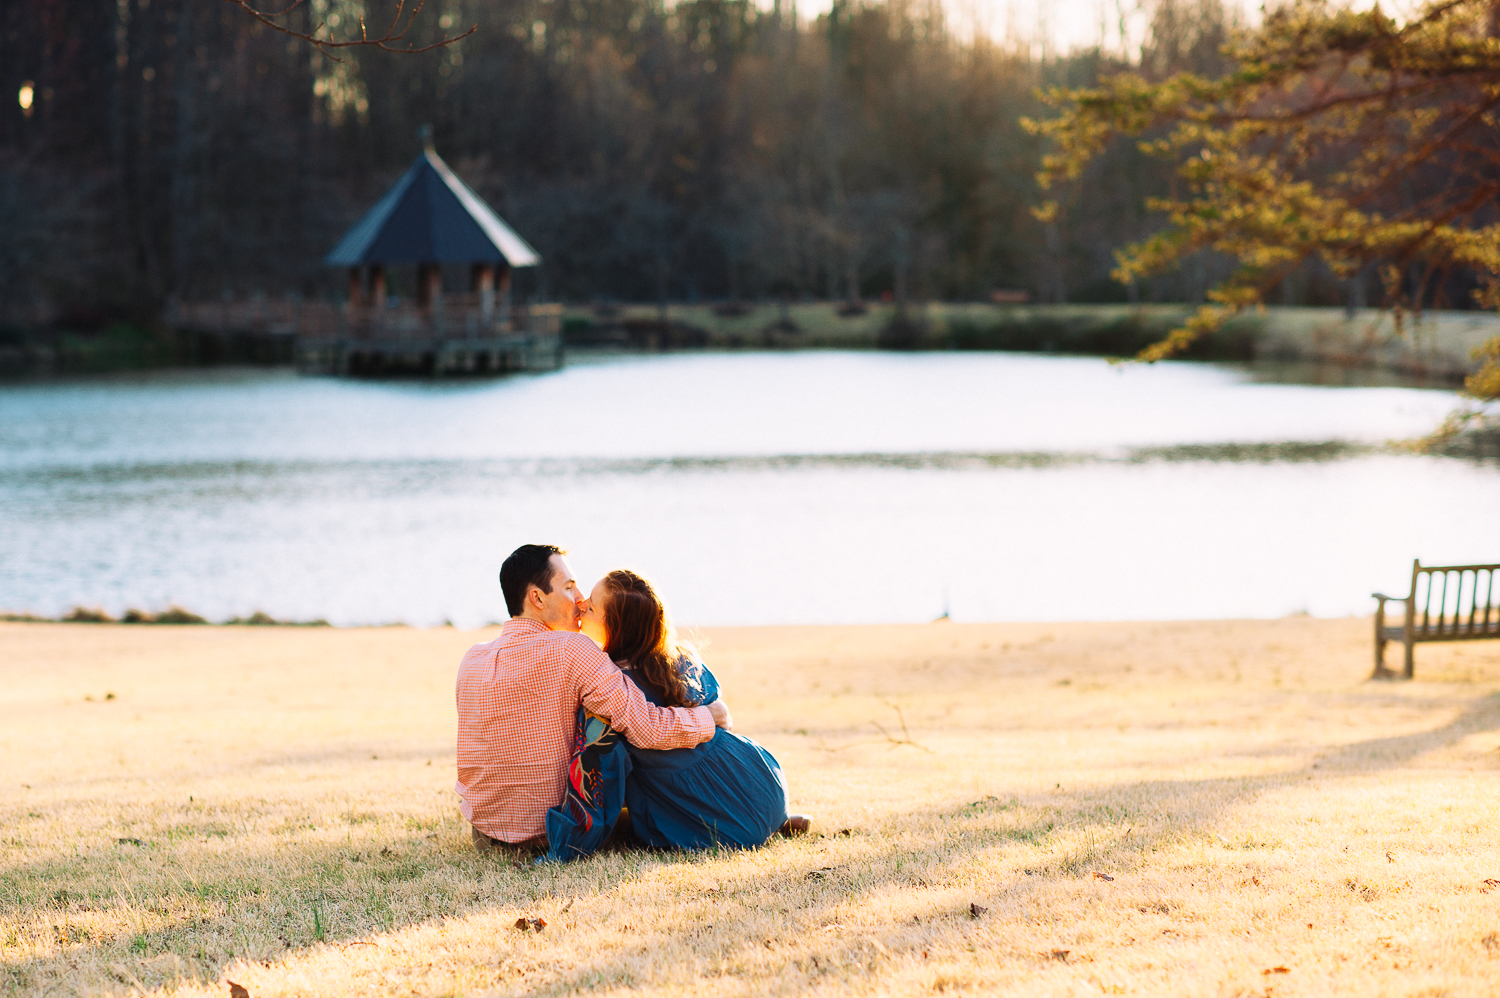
[677,656,720,707]
[571,639,715,749]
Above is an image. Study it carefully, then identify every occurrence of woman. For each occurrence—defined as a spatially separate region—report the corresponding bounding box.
[546,569,799,858]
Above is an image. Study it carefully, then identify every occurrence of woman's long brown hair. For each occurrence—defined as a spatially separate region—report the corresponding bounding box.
[599,569,691,707]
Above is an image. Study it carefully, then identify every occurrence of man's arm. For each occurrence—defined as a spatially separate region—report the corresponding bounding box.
[570,640,722,749]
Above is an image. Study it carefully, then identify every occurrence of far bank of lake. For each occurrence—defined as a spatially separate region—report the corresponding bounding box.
[565,302,1500,384]
[5,303,1497,384]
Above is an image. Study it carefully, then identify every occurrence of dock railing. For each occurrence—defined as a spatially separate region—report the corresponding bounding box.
[169,297,563,375]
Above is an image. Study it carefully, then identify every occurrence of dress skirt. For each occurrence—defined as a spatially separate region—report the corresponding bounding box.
[626,726,788,850]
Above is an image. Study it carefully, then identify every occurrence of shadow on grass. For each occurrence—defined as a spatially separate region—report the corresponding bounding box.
[3,693,1497,994]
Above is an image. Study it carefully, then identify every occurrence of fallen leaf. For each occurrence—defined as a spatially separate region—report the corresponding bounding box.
[514,917,530,931]
[1386,851,1395,863]
[1092,872,1114,882]
[1048,949,1071,962]
[1262,966,1290,975]
[1252,877,1261,886]
[116,837,145,847]
[838,828,852,837]
[969,903,989,917]
[560,898,574,913]
[1484,879,1500,887]
[380,847,392,857]
[228,982,250,998]
[530,917,547,932]
[1307,923,1314,929]
[806,867,835,880]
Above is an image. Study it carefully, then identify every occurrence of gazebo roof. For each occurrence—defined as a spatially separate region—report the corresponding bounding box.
[325,148,541,268]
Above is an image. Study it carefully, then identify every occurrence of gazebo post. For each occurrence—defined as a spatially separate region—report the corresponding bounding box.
[417,264,442,310]
[347,267,362,307]
[498,265,513,330]
[369,265,386,307]
[367,265,386,339]
[418,263,445,374]
[473,263,495,326]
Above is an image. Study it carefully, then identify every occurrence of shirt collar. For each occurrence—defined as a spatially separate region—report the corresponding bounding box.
[501,617,550,640]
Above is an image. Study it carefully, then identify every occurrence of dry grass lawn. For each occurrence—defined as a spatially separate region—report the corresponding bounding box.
[3,617,1500,997]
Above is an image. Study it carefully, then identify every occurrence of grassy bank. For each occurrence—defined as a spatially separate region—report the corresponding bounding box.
[8,304,1495,380]
[565,302,1500,380]
[0,323,294,377]
[4,618,1500,996]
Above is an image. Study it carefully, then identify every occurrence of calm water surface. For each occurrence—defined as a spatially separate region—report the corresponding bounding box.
[0,352,1492,626]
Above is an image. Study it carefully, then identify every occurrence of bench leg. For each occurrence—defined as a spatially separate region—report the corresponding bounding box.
[1371,600,1396,680]
[1403,634,1415,680]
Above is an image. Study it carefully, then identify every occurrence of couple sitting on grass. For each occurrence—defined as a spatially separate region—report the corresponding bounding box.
[455,544,810,861]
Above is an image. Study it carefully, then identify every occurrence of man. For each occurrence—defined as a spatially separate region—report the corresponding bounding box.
[456,544,731,852]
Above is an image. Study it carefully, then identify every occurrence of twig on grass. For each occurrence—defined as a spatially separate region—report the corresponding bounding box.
[814,699,934,753]
[871,698,934,753]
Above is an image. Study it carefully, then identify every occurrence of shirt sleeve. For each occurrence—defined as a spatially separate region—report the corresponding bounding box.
[569,638,715,749]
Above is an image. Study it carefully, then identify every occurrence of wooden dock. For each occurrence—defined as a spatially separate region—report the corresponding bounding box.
[170,297,563,377]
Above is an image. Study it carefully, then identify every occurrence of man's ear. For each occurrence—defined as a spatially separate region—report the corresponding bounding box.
[527,585,544,609]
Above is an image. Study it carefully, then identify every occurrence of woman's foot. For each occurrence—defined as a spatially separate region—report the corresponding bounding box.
[777,814,813,837]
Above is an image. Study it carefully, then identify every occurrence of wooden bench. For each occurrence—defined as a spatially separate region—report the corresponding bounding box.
[1373,560,1500,679]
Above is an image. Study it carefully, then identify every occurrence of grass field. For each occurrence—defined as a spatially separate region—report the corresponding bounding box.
[3,617,1500,997]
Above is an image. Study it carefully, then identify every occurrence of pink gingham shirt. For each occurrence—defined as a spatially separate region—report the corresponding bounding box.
[455,617,715,842]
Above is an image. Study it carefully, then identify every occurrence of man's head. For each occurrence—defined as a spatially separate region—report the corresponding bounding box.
[500,544,583,630]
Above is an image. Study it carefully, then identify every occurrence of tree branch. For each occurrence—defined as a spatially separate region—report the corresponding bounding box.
[220,0,476,60]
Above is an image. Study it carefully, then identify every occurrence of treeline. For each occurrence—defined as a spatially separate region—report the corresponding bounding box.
[0,0,1369,327]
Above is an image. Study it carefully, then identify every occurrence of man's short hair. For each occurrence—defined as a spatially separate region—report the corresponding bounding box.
[500,544,565,617]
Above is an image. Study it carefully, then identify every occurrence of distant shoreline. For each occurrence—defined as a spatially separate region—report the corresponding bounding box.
[0,607,332,627]
[3,303,1493,383]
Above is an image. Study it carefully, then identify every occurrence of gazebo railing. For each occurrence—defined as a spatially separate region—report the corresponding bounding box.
[171,297,561,341]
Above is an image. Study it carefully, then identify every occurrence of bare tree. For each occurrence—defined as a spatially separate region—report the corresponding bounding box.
[220,0,474,58]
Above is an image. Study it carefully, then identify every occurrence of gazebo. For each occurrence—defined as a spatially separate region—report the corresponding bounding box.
[305,134,560,376]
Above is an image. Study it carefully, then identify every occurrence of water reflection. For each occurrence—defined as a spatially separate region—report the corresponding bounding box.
[1230,359,1467,390]
[0,438,1388,498]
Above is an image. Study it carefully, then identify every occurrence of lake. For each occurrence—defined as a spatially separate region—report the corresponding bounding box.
[0,351,1492,627]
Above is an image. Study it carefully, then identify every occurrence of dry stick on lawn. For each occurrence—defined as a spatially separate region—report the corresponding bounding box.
[872,698,934,753]
[818,699,934,753]
[221,0,475,60]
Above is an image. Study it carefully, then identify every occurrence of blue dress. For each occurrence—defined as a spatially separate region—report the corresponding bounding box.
[543,654,787,861]
[623,657,789,850]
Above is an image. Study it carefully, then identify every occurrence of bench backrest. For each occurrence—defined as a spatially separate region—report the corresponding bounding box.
[1409,561,1500,638]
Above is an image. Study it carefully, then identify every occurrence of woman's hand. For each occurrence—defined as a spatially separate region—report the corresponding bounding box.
[708,699,733,731]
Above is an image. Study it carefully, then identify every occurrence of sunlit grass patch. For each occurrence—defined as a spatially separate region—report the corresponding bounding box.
[2,618,1500,995]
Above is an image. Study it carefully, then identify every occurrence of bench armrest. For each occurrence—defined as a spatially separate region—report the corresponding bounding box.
[1371,593,1408,603]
